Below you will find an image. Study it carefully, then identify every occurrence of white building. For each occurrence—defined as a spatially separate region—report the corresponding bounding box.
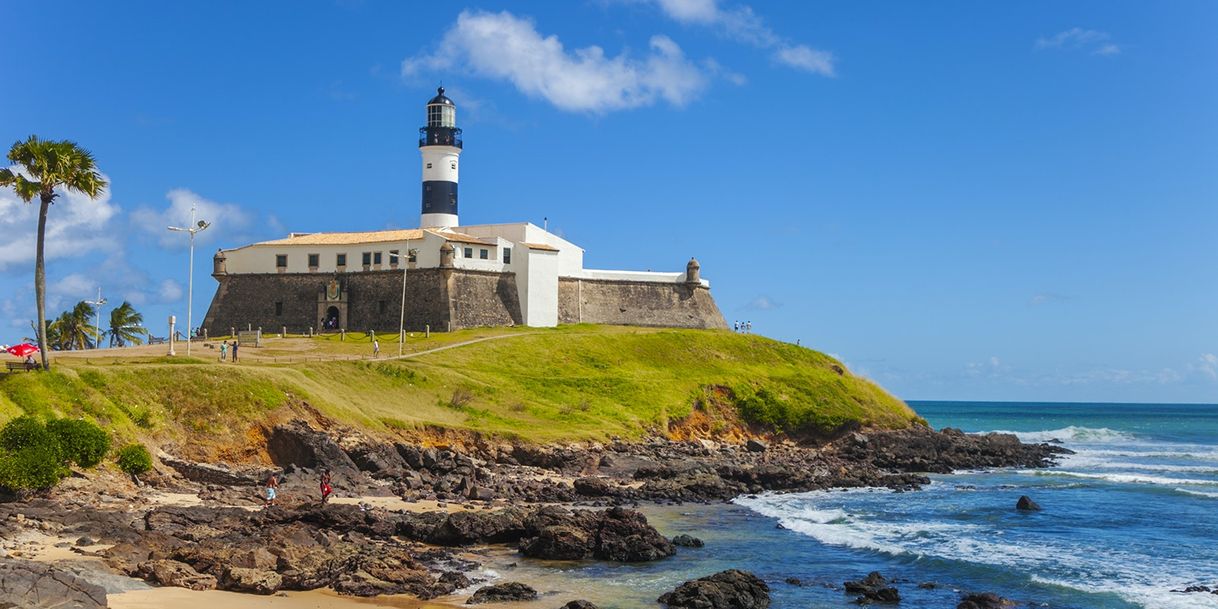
[206,89,724,333]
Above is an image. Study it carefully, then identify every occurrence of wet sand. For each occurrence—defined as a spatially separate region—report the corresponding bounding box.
[108,588,457,609]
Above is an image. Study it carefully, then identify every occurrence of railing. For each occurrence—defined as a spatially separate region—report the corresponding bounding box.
[418,127,463,148]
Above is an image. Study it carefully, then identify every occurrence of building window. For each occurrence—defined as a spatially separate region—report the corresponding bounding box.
[503,247,511,264]
[479,249,489,260]
[307,253,319,269]
[336,253,347,267]
[378,300,387,314]
[464,247,473,258]
[362,252,372,266]
[408,250,417,263]
[373,252,382,265]
[450,161,457,170]
[275,302,283,316]
[275,254,287,268]
[426,162,433,169]
[389,249,399,267]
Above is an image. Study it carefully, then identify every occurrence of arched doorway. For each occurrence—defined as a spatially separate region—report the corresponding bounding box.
[324,306,340,330]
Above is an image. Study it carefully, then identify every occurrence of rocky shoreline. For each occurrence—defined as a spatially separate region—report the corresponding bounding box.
[0,424,1072,608]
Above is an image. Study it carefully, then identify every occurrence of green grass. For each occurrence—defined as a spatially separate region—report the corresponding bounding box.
[0,326,916,446]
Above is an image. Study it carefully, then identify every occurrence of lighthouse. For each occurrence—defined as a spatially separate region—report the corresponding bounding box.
[419,87,462,229]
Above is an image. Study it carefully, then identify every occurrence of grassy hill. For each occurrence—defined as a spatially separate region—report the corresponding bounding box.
[0,325,917,456]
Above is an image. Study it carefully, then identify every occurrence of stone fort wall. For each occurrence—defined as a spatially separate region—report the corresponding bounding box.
[202,268,522,335]
[203,271,726,335]
[556,277,727,330]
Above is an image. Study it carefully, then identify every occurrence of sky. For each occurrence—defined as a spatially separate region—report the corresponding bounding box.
[1,1,1215,403]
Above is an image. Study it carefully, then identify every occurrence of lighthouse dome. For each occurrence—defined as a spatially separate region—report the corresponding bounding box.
[428,87,455,107]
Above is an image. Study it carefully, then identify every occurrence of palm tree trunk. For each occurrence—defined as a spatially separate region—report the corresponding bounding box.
[34,193,51,371]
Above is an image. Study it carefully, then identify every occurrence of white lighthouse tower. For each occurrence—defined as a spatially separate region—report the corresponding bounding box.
[419,87,462,229]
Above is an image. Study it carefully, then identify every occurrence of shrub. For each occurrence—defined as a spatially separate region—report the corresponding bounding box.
[116,443,153,475]
[0,444,67,491]
[46,419,111,468]
[0,416,69,492]
[0,415,56,453]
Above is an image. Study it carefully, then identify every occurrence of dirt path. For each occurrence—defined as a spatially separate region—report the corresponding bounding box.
[381,332,541,361]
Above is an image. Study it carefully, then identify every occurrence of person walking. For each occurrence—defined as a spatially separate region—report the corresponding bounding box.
[263,473,279,509]
[231,340,239,363]
[373,339,380,358]
[733,321,739,332]
[746,321,752,333]
[320,469,333,506]
[219,341,227,362]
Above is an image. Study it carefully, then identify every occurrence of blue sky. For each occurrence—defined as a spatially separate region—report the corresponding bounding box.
[1,1,1215,403]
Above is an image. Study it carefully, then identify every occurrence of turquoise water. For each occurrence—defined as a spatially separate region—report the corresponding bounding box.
[482,402,1218,608]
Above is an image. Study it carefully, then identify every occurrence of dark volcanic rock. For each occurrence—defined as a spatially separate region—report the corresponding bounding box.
[574,476,617,497]
[560,601,599,609]
[221,566,283,595]
[834,427,1070,473]
[0,559,108,609]
[844,571,888,593]
[267,419,359,473]
[1016,495,1041,511]
[592,507,676,562]
[658,569,770,609]
[520,525,591,560]
[427,508,528,545]
[745,439,768,453]
[467,581,538,604]
[136,559,218,590]
[957,592,1013,609]
[844,571,900,603]
[671,534,705,548]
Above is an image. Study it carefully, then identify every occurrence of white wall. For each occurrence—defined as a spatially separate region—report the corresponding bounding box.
[421,147,460,183]
[222,232,447,274]
[524,248,559,327]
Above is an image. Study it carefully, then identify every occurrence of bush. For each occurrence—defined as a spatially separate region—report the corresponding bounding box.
[46,419,111,468]
[0,444,66,491]
[0,416,69,492]
[0,415,56,453]
[116,443,153,475]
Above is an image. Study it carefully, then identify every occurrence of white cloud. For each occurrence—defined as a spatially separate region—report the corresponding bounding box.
[403,10,709,113]
[645,0,835,75]
[130,188,253,248]
[0,166,121,271]
[741,295,781,311]
[157,279,183,303]
[1035,27,1121,56]
[1029,292,1068,306]
[1195,353,1218,380]
[772,44,835,76]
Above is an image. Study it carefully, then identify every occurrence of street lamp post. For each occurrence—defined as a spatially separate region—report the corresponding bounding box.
[84,287,106,349]
[388,241,415,357]
[167,204,210,357]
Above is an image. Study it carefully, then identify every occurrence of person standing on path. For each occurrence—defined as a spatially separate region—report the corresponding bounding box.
[219,341,227,361]
[231,340,239,363]
[263,473,279,508]
[373,339,379,358]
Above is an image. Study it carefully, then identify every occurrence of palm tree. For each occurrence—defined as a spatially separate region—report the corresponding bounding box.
[0,136,107,370]
[57,301,99,350]
[108,301,145,347]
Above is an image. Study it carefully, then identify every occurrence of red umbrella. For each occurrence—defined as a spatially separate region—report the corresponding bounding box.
[7,344,39,357]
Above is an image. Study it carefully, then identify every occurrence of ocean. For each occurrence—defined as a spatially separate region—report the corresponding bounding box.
[479,401,1218,609]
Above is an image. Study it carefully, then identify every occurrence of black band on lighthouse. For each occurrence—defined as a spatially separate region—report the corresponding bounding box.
[422,181,458,215]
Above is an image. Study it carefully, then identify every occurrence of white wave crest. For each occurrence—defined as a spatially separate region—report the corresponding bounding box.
[984,426,1136,443]
[1022,469,1218,486]
[1175,488,1218,499]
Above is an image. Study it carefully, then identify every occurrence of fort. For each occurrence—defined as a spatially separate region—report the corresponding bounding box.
[203,88,726,335]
